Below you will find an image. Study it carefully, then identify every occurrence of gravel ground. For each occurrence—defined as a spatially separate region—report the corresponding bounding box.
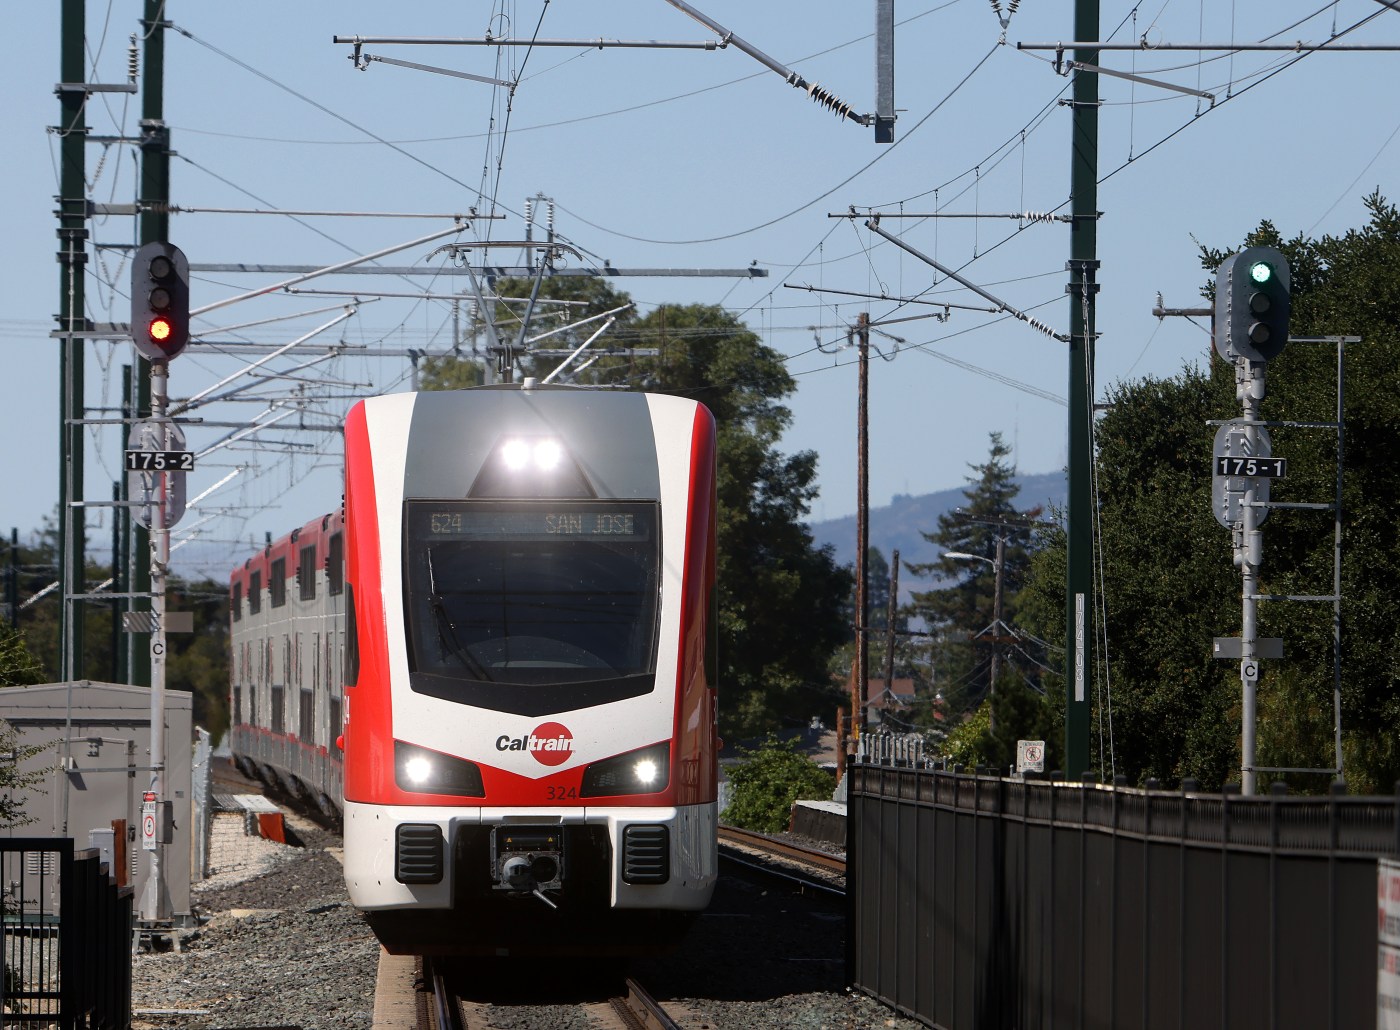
[131,815,379,1030]
[133,812,920,1030]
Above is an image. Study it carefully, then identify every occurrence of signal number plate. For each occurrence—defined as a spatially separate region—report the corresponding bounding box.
[124,450,194,472]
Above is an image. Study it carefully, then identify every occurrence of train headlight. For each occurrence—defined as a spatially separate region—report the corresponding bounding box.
[394,740,486,797]
[533,439,563,471]
[500,436,564,473]
[580,741,669,798]
[404,756,432,785]
[470,435,593,498]
[501,438,532,471]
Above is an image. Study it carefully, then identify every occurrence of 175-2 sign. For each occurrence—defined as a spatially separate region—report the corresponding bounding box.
[124,450,194,472]
[1214,455,1286,478]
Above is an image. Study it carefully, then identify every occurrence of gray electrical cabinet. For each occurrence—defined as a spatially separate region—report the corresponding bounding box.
[0,681,193,923]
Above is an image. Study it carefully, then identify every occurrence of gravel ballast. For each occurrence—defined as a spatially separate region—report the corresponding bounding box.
[132,812,922,1030]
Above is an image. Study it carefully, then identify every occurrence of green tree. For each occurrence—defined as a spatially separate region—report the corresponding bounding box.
[7,509,232,740]
[0,625,44,688]
[1018,193,1400,791]
[0,627,50,828]
[618,304,851,740]
[13,509,116,681]
[0,718,50,828]
[722,735,835,833]
[1018,370,1239,786]
[164,578,232,743]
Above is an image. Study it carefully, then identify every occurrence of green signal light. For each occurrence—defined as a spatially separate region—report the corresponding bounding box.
[1249,261,1273,284]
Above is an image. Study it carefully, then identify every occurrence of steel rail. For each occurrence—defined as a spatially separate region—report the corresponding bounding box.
[615,978,683,1030]
[424,957,464,1030]
[718,825,846,875]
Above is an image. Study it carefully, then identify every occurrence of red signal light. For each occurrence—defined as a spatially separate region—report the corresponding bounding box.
[130,242,190,362]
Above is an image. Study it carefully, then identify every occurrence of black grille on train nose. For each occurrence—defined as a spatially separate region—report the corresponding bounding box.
[621,824,669,885]
[396,823,445,884]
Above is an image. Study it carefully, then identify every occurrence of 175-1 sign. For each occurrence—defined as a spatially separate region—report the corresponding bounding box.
[1214,455,1286,478]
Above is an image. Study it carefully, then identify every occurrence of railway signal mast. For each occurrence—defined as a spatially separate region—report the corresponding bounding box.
[128,241,192,926]
[1211,246,1291,795]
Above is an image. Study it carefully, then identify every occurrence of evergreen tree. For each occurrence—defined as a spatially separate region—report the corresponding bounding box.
[904,433,1045,722]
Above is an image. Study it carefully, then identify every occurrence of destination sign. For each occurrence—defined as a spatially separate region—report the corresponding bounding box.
[415,504,653,541]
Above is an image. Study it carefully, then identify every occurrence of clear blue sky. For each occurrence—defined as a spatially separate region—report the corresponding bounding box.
[4,1,1398,580]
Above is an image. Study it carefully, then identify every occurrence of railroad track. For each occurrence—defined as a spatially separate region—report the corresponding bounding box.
[717,825,847,900]
[718,824,846,876]
[415,957,681,1029]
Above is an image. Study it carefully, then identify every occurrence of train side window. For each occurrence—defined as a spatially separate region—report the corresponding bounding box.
[327,533,344,596]
[329,695,342,740]
[231,581,242,622]
[299,688,314,743]
[345,585,359,687]
[271,686,284,734]
[249,571,262,614]
[298,545,317,602]
[270,558,287,608]
[233,687,242,726]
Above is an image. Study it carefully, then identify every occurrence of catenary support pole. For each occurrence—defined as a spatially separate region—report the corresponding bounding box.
[1064,0,1100,778]
[132,0,172,689]
[140,361,172,923]
[990,533,1005,734]
[855,313,870,735]
[58,0,88,681]
[883,549,900,705]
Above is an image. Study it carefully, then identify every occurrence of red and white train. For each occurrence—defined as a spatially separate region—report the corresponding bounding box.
[229,382,720,954]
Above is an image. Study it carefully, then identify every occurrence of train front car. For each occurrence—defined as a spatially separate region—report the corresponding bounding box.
[341,384,719,956]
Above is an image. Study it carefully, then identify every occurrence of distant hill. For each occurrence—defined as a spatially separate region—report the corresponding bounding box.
[807,471,1067,598]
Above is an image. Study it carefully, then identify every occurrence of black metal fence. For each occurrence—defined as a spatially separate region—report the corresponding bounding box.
[0,838,133,1029]
[848,764,1391,1030]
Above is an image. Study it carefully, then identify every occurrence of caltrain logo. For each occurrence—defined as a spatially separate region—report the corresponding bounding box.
[496,722,574,767]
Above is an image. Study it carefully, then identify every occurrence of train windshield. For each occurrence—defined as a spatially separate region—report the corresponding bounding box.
[402,500,661,715]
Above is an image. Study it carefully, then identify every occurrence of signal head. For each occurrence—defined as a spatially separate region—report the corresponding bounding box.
[130,242,190,362]
[1213,246,1291,363]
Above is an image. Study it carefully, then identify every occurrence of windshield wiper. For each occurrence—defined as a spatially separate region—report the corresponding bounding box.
[426,549,493,681]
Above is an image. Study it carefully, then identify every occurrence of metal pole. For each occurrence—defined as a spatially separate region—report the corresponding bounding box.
[58,0,88,683]
[1239,358,1264,795]
[118,364,133,682]
[110,481,121,681]
[1064,0,1100,778]
[133,0,171,691]
[883,549,900,705]
[1332,340,1345,779]
[990,533,1005,734]
[140,361,171,923]
[6,529,17,629]
[856,314,870,734]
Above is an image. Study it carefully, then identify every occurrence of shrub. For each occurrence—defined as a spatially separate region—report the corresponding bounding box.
[722,735,835,833]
